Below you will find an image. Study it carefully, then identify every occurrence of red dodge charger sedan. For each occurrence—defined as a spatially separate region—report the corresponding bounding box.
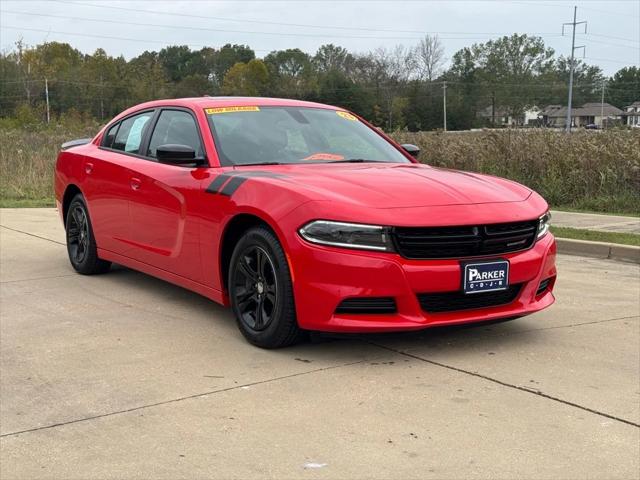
[55,97,556,348]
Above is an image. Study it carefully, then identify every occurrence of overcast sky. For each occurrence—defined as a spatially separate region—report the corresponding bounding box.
[1,0,638,75]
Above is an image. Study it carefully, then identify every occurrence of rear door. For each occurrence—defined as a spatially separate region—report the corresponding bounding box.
[84,110,155,256]
[125,108,207,282]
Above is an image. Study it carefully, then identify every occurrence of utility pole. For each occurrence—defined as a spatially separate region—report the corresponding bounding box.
[491,90,496,127]
[44,78,50,124]
[100,73,104,120]
[442,80,447,132]
[26,62,31,104]
[562,6,586,133]
[387,93,392,132]
[600,79,606,129]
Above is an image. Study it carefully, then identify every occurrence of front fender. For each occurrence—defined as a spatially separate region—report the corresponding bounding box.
[198,173,314,297]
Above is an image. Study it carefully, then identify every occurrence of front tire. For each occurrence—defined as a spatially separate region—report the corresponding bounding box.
[65,194,111,275]
[228,226,303,348]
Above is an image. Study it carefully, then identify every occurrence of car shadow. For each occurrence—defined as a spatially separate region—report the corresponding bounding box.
[104,264,543,357]
[311,318,541,351]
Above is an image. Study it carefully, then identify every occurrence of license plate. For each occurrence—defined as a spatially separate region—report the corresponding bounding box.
[463,260,509,294]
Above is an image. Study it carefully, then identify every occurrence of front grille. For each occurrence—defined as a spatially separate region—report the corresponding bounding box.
[393,220,538,259]
[418,284,522,313]
[335,297,397,315]
[536,277,552,296]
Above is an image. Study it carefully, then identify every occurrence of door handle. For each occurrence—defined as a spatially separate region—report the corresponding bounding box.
[85,162,93,174]
[130,177,142,191]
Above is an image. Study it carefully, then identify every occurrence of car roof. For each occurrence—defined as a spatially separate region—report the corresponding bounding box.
[97,96,347,142]
[128,96,341,112]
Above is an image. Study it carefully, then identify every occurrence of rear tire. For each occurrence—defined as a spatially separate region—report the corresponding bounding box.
[65,194,111,275]
[228,226,304,348]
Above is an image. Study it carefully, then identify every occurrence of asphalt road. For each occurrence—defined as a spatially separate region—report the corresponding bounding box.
[1,208,639,480]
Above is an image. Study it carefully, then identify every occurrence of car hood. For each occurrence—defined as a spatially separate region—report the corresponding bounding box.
[256,163,531,208]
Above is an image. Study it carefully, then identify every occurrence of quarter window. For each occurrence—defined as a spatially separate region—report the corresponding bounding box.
[103,123,119,148]
[111,112,154,154]
[147,110,204,159]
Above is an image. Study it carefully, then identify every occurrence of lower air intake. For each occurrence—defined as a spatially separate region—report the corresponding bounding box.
[536,278,552,296]
[418,284,522,314]
[335,297,397,315]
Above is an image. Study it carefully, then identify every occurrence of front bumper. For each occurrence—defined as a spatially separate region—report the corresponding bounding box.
[287,232,557,332]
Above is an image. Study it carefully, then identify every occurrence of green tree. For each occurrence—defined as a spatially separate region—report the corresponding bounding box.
[317,70,371,117]
[158,46,197,82]
[128,51,171,104]
[537,57,604,108]
[313,44,353,74]
[211,44,255,87]
[173,74,213,98]
[264,48,315,97]
[449,35,555,124]
[221,59,269,96]
[607,67,639,109]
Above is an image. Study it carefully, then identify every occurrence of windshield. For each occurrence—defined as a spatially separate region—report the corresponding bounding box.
[205,106,410,166]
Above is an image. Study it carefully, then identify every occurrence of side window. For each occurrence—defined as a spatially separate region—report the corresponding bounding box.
[112,111,154,154]
[147,110,204,159]
[103,123,119,148]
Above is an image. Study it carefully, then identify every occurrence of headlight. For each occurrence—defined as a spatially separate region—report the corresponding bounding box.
[537,211,551,239]
[298,220,393,251]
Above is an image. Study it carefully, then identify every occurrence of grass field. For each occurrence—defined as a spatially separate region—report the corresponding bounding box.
[1,125,98,207]
[1,126,639,216]
[551,227,640,247]
[395,129,640,215]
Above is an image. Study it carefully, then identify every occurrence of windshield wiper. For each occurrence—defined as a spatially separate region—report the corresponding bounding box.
[237,161,284,166]
[329,159,387,163]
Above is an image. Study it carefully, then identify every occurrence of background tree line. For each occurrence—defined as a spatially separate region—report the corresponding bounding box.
[0,34,638,131]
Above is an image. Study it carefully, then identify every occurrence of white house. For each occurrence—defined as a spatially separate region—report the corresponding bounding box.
[540,103,623,128]
[623,101,640,127]
[476,106,541,126]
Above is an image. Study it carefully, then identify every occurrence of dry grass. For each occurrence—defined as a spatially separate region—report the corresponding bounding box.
[393,129,640,214]
[1,126,638,214]
[0,125,98,206]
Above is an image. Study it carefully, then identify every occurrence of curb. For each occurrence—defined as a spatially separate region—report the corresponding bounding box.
[556,238,640,264]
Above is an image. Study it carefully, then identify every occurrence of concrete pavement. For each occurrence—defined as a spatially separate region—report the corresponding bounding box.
[552,210,640,234]
[1,208,639,479]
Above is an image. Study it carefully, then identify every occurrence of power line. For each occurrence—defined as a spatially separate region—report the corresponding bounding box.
[0,10,424,40]
[515,0,640,19]
[4,23,634,68]
[584,57,638,65]
[582,38,640,51]
[46,0,574,36]
[0,24,565,55]
[585,33,639,44]
[0,79,640,99]
[0,25,270,52]
[1,9,568,41]
[2,76,630,90]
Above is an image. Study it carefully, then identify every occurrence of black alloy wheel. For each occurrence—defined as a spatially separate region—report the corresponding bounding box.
[65,194,111,275]
[228,226,304,348]
[232,245,278,331]
[67,204,90,265]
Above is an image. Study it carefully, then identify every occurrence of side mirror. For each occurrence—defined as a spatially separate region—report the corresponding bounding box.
[401,144,420,159]
[156,144,204,165]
